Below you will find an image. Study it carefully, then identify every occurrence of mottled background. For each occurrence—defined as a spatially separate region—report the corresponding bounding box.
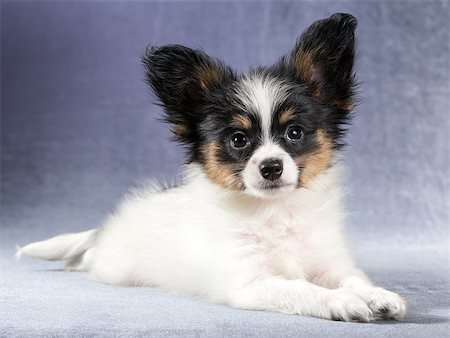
[1,1,449,337]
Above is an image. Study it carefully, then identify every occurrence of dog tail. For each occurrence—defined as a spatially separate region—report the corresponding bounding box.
[16,229,98,270]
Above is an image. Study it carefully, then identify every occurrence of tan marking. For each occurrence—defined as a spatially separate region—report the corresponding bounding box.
[231,115,252,129]
[200,142,243,190]
[336,98,355,111]
[294,50,324,100]
[198,65,222,91]
[170,124,188,136]
[295,130,333,187]
[279,108,296,125]
[294,49,354,111]
[294,50,314,83]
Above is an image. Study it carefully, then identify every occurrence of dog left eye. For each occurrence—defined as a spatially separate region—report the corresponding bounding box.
[286,126,303,142]
[230,131,249,149]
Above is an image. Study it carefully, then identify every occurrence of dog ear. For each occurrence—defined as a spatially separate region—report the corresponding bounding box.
[142,45,235,144]
[288,13,357,110]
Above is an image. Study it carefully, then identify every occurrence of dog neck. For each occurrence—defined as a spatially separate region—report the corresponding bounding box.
[181,161,345,220]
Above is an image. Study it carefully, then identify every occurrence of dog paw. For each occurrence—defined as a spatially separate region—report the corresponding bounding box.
[326,290,373,322]
[360,287,407,320]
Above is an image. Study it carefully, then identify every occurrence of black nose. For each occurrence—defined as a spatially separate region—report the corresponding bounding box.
[259,159,283,181]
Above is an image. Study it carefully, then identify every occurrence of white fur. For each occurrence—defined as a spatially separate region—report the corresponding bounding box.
[236,74,300,198]
[236,74,291,141]
[17,163,406,321]
[16,229,97,261]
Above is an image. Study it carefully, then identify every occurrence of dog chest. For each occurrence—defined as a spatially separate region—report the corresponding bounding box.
[238,212,319,280]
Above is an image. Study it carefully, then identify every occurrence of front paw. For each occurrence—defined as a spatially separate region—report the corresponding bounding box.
[326,290,373,322]
[361,287,407,320]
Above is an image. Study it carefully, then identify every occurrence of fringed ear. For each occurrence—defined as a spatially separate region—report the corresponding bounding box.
[289,13,358,110]
[142,45,235,144]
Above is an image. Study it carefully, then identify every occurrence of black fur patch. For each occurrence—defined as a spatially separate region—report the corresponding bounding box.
[142,44,236,161]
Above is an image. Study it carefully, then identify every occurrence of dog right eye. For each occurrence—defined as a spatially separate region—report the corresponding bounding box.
[230,132,249,149]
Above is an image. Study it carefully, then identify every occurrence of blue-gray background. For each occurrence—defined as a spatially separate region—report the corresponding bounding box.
[1,1,449,337]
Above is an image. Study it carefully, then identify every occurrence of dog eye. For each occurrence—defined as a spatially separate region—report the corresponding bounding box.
[286,126,303,142]
[230,131,249,149]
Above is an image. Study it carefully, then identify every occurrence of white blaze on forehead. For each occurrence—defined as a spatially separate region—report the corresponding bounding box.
[235,74,291,140]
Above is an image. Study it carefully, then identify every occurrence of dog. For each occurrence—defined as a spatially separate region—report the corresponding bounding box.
[17,13,406,322]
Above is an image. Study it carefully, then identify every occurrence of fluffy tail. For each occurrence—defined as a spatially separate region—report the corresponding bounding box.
[16,229,98,271]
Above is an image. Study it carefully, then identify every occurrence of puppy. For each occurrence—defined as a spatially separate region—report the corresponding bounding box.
[17,13,406,322]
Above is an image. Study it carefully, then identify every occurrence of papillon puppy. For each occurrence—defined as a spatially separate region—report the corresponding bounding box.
[17,13,406,322]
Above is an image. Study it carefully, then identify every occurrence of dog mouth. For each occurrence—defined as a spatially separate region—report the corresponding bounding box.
[259,181,293,191]
[243,179,296,199]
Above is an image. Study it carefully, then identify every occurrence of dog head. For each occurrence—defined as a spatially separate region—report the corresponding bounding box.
[143,13,357,198]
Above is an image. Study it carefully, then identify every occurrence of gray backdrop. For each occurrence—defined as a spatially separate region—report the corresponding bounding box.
[1,1,449,337]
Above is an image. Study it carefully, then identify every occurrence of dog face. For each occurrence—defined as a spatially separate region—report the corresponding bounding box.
[143,13,357,198]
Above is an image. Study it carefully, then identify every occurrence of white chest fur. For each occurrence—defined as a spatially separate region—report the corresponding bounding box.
[208,163,348,285]
[90,163,347,296]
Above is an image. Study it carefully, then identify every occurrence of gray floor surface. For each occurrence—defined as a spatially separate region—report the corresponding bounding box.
[1,221,448,337]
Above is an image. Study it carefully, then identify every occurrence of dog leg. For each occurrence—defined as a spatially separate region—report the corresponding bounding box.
[228,277,373,322]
